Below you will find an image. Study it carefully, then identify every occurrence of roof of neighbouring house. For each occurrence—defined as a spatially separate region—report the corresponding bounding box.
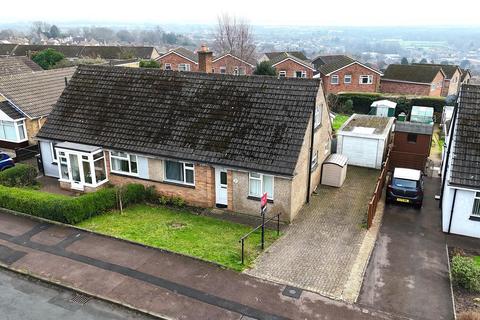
[0,67,76,118]
[338,114,394,136]
[0,44,158,60]
[0,100,24,119]
[449,84,480,188]
[413,63,461,79]
[264,51,308,62]
[461,69,471,82]
[37,65,322,176]
[394,121,433,135]
[267,52,315,70]
[159,47,198,63]
[382,64,445,84]
[313,55,354,74]
[0,56,43,76]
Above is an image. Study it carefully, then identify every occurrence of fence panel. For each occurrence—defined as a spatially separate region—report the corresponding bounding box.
[367,146,391,229]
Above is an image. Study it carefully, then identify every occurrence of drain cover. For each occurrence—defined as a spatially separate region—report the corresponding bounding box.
[282,286,303,299]
[69,293,91,305]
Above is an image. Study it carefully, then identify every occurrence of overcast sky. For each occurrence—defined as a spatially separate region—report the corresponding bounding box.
[1,0,478,26]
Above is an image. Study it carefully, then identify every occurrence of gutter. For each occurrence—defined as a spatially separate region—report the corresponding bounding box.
[306,108,315,204]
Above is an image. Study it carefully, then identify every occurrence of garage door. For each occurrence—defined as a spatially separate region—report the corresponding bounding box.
[341,136,378,168]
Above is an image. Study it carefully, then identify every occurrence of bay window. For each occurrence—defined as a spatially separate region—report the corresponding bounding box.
[249,173,274,200]
[0,119,26,142]
[165,160,195,185]
[110,151,138,175]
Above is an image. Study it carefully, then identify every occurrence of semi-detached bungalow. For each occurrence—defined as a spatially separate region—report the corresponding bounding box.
[37,65,332,222]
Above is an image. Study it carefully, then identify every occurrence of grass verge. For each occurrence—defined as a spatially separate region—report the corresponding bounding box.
[333,114,350,132]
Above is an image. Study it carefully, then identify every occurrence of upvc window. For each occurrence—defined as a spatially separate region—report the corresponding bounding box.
[238,66,246,75]
[110,151,138,175]
[59,151,69,180]
[220,67,227,74]
[344,74,352,84]
[249,173,274,200]
[314,103,322,128]
[295,71,306,78]
[50,142,58,163]
[0,119,26,142]
[325,139,331,155]
[164,63,172,70]
[359,75,373,84]
[279,71,287,78]
[311,150,318,169]
[472,192,480,217]
[331,75,339,84]
[178,63,191,71]
[164,160,195,185]
[93,152,107,183]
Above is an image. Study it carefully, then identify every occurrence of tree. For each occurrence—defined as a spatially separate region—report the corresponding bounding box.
[400,57,409,65]
[213,13,256,62]
[32,48,65,70]
[419,58,428,64]
[139,60,161,69]
[253,61,277,76]
[49,25,61,38]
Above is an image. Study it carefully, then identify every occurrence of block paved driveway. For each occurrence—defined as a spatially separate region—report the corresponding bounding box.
[358,177,454,320]
[246,166,379,300]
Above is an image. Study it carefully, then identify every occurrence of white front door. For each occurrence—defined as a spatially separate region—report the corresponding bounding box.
[215,168,228,207]
[68,153,84,190]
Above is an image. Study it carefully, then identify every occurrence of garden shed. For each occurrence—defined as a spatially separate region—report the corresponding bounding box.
[336,114,394,169]
[391,121,433,171]
[370,99,397,117]
[410,106,434,124]
[321,154,348,187]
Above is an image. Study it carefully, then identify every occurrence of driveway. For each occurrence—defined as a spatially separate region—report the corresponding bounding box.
[246,166,379,300]
[358,177,454,320]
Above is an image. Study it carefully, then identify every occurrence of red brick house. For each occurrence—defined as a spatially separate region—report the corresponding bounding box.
[312,55,382,95]
[380,64,445,96]
[260,52,315,78]
[155,47,199,72]
[413,63,462,97]
[212,53,254,75]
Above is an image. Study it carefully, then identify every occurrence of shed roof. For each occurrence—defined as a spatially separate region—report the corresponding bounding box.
[371,99,397,109]
[394,121,433,135]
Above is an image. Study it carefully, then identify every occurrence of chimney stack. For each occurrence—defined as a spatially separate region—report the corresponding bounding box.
[198,44,213,73]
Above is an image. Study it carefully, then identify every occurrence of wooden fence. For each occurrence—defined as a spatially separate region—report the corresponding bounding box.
[367,147,391,229]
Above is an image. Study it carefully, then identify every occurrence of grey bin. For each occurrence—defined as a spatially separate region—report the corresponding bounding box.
[321,154,348,188]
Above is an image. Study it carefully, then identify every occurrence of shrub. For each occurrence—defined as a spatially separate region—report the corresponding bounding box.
[139,60,161,69]
[157,194,186,208]
[451,255,480,292]
[0,183,147,224]
[0,164,38,187]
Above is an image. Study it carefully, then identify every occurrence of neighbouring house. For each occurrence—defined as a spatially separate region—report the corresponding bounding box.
[413,63,462,97]
[380,64,446,97]
[0,67,75,149]
[0,56,43,76]
[312,55,382,94]
[155,47,199,72]
[212,53,254,75]
[0,44,160,60]
[461,69,472,85]
[36,65,333,222]
[390,121,433,171]
[336,114,394,169]
[259,51,315,78]
[441,84,480,239]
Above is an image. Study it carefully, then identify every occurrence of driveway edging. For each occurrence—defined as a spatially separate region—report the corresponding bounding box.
[446,244,457,320]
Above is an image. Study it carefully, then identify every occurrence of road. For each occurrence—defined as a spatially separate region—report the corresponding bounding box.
[0,268,154,320]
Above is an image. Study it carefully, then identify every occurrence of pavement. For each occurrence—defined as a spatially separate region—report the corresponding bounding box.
[358,177,455,320]
[246,166,379,301]
[0,208,400,320]
[0,267,153,320]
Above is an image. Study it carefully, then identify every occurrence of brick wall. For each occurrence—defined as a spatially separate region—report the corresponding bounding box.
[321,63,380,94]
[273,59,314,78]
[156,52,199,72]
[212,55,254,75]
[25,117,46,145]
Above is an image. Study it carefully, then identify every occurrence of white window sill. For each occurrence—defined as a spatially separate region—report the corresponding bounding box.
[110,170,139,177]
[163,178,195,187]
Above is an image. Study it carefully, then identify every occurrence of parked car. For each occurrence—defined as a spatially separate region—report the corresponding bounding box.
[0,153,14,171]
[386,167,424,209]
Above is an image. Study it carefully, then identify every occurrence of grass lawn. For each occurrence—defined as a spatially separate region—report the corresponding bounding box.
[474,256,480,267]
[78,204,280,271]
[333,114,350,132]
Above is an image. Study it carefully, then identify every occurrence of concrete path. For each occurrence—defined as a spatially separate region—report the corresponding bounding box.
[246,166,379,300]
[0,209,399,320]
[358,177,454,320]
[0,268,153,320]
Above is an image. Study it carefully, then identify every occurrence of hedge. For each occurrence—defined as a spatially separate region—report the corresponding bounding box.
[451,255,480,292]
[0,164,38,187]
[328,93,447,120]
[0,183,147,224]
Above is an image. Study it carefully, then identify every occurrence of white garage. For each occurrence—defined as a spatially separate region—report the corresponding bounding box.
[336,114,394,169]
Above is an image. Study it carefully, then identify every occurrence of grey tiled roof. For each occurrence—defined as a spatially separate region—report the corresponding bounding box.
[413,63,460,80]
[268,52,314,69]
[313,55,355,74]
[0,100,24,119]
[0,67,75,118]
[449,84,480,188]
[166,47,198,63]
[37,65,321,176]
[383,64,444,83]
[394,121,433,135]
[264,51,308,62]
[0,56,43,76]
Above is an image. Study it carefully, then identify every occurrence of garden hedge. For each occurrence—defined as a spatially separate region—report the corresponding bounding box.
[451,255,480,292]
[0,164,38,187]
[0,183,147,224]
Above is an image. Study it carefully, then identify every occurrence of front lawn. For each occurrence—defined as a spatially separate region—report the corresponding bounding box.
[78,204,279,271]
[333,114,350,132]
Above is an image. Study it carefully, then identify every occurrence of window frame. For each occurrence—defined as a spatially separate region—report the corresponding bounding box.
[278,71,287,78]
[311,150,318,169]
[178,63,191,71]
[359,75,373,84]
[220,66,227,74]
[248,172,274,200]
[314,103,322,128]
[50,142,58,163]
[164,63,172,70]
[472,192,480,217]
[0,119,27,143]
[109,151,139,176]
[407,133,418,143]
[331,75,339,85]
[344,74,352,84]
[164,160,195,186]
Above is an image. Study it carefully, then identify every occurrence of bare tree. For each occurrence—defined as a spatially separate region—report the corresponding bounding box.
[213,13,256,61]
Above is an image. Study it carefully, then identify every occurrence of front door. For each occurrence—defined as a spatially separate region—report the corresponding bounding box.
[68,154,83,190]
[215,168,228,207]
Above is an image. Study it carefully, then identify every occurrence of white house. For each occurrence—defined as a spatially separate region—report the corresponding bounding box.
[441,84,480,239]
